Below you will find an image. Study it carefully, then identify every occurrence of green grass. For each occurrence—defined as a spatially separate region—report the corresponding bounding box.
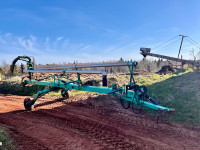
[0,126,15,150]
[113,68,199,126]
[134,68,193,86]
[45,90,86,97]
[146,69,200,126]
[45,91,62,97]
[70,90,86,96]
[0,76,46,96]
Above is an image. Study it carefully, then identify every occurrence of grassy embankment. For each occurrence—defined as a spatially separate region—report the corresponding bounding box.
[95,68,200,126]
[146,69,200,126]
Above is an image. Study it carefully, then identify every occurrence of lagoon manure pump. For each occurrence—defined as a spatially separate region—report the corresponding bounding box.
[11,55,175,122]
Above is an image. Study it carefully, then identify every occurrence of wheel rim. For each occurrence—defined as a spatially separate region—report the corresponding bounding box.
[61,89,69,99]
[24,98,33,111]
[120,98,130,109]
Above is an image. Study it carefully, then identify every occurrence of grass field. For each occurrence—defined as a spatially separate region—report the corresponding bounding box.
[147,69,200,126]
[0,126,15,150]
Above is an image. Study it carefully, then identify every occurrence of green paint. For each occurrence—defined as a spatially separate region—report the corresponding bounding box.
[26,79,173,112]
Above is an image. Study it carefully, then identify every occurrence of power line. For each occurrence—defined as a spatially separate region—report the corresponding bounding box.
[154,38,180,52]
[187,36,200,47]
[185,38,200,50]
[153,35,179,51]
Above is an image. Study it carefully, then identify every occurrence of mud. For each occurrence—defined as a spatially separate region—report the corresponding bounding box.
[157,66,175,75]
[0,94,200,150]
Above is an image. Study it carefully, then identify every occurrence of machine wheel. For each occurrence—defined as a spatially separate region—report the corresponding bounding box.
[61,89,70,99]
[132,101,143,114]
[120,98,130,109]
[21,77,31,87]
[24,98,34,111]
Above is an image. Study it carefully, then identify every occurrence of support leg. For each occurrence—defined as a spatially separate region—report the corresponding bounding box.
[24,87,59,111]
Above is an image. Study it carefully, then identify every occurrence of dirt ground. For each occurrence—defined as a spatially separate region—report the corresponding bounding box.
[0,94,200,150]
[157,65,175,75]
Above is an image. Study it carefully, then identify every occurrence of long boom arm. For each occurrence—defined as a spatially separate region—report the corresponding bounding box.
[140,48,200,66]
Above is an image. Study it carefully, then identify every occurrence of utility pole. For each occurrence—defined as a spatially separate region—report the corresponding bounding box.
[178,34,187,59]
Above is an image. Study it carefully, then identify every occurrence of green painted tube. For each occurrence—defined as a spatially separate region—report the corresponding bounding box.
[27,80,113,94]
[26,80,174,112]
[32,88,56,104]
[121,96,174,111]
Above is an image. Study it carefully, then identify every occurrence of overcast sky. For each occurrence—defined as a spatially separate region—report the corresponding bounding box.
[0,0,200,65]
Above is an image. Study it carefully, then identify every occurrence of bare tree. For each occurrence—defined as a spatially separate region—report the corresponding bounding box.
[190,49,196,61]
[1,60,10,75]
[190,48,200,65]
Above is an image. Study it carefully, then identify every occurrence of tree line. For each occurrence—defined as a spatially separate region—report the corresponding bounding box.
[0,58,170,79]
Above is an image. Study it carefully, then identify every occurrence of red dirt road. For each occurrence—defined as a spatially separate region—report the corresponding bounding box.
[0,94,200,150]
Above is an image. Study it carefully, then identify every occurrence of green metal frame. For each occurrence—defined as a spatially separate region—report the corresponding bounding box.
[22,61,174,113]
[11,55,34,78]
[25,79,173,112]
[11,55,175,116]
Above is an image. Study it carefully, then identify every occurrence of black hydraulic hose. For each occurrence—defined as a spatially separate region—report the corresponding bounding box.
[10,56,32,76]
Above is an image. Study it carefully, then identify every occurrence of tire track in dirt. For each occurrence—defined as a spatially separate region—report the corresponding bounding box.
[0,94,200,150]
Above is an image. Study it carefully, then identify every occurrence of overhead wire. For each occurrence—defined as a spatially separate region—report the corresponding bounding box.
[180,39,194,51]
[146,35,199,60]
[187,36,200,47]
[153,35,179,52]
[185,37,200,50]
[154,38,181,52]
[184,38,200,59]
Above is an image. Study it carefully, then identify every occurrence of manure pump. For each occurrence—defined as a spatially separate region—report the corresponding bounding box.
[11,55,175,122]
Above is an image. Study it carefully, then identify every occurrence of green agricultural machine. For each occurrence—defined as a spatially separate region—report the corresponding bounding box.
[11,56,175,122]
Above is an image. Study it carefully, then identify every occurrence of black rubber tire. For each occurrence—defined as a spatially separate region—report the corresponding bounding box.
[61,89,70,99]
[132,101,142,114]
[24,98,34,111]
[120,98,130,109]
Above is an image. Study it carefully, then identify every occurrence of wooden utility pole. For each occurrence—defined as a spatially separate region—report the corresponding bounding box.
[178,35,187,59]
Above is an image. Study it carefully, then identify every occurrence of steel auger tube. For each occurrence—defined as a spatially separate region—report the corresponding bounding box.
[34,62,137,70]
[24,69,107,75]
